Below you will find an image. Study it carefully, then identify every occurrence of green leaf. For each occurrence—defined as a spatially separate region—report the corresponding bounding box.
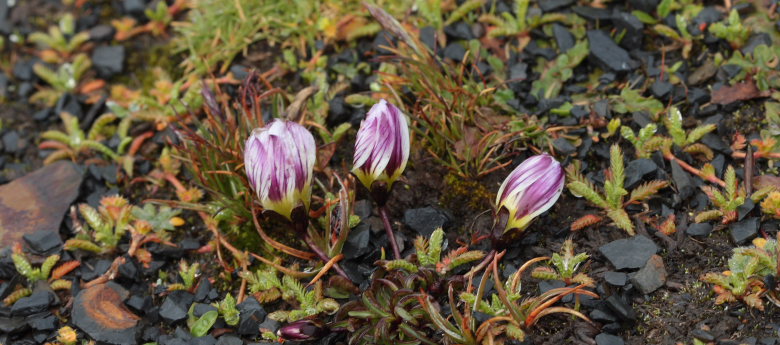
[567,181,609,209]
[607,208,634,235]
[190,310,218,337]
[657,0,673,18]
[631,10,658,24]
[665,107,686,146]
[654,24,680,40]
[428,228,444,265]
[686,124,716,145]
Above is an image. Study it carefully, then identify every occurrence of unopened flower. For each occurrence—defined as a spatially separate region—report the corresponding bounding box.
[496,154,564,233]
[352,99,410,195]
[278,319,327,341]
[244,120,316,220]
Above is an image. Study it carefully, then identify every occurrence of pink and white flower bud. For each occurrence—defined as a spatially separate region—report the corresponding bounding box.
[278,319,326,341]
[244,119,316,220]
[352,99,410,191]
[496,154,564,233]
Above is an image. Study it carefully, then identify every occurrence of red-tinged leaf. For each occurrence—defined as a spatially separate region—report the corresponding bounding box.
[571,214,603,231]
[50,261,81,280]
[711,79,769,105]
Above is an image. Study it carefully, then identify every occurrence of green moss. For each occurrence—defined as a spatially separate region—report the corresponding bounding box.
[440,172,493,212]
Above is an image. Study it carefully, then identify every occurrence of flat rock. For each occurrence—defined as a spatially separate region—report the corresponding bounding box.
[630,255,667,294]
[670,160,694,200]
[216,335,243,345]
[552,23,575,52]
[0,161,83,248]
[730,217,759,245]
[599,235,658,270]
[159,290,195,324]
[23,229,62,255]
[625,159,658,189]
[604,271,627,286]
[11,290,54,316]
[686,223,713,237]
[403,207,453,238]
[587,30,637,72]
[92,45,125,78]
[72,282,140,345]
[596,333,625,345]
[605,295,636,321]
[237,296,266,336]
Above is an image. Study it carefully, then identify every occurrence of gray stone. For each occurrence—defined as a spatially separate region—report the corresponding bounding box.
[599,235,658,270]
[596,333,625,345]
[403,207,453,238]
[686,223,713,237]
[730,217,759,245]
[630,255,666,294]
[587,30,637,72]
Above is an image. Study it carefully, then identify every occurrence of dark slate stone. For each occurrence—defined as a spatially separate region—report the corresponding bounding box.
[738,198,755,221]
[0,316,27,334]
[257,317,280,334]
[159,291,195,324]
[444,21,473,40]
[587,30,637,72]
[651,81,672,98]
[194,279,213,303]
[692,329,715,342]
[123,0,146,17]
[237,297,266,336]
[11,291,53,316]
[2,131,21,154]
[92,45,125,78]
[539,0,574,11]
[599,236,658,270]
[730,217,759,245]
[573,6,611,20]
[596,333,625,345]
[604,271,627,286]
[670,160,694,200]
[443,42,467,61]
[553,138,576,155]
[695,7,722,24]
[629,255,666,294]
[216,335,243,345]
[13,58,37,81]
[343,222,371,258]
[419,26,436,51]
[624,159,658,189]
[741,33,771,55]
[373,31,395,55]
[612,11,643,48]
[89,25,116,42]
[605,295,636,321]
[22,230,62,255]
[552,23,575,52]
[192,335,217,345]
[629,0,658,13]
[27,314,57,331]
[701,133,730,154]
[193,303,217,317]
[33,108,53,122]
[54,93,84,119]
[403,207,453,238]
[590,309,617,323]
[18,82,33,99]
[686,222,713,237]
[689,88,710,105]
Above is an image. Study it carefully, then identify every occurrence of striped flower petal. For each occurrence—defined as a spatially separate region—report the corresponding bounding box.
[496,153,564,233]
[244,120,316,220]
[352,99,410,191]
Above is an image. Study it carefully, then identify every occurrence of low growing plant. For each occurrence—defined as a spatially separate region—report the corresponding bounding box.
[567,144,668,234]
[701,236,779,311]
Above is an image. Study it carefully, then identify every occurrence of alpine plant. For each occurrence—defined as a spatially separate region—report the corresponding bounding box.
[244,119,316,223]
[352,99,410,205]
[352,99,410,259]
[493,154,565,242]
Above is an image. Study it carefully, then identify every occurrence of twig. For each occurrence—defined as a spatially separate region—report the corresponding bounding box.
[83,256,125,288]
[378,206,402,259]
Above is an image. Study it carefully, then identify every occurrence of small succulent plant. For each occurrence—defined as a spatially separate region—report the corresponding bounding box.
[531,238,594,287]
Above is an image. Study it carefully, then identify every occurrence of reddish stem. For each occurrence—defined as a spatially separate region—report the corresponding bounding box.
[378,206,402,260]
[664,153,726,187]
[303,235,350,280]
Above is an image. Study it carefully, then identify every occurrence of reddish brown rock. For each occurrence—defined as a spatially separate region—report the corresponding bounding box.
[72,282,140,344]
[0,161,82,247]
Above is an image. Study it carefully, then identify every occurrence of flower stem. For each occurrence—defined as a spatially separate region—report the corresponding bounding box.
[664,153,726,187]
[378,206,402,260]
[303,234,350,280]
